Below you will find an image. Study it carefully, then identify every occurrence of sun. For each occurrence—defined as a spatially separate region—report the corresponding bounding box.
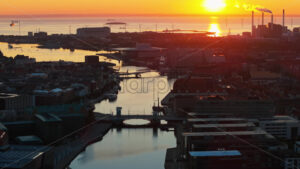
[203,0,227,12]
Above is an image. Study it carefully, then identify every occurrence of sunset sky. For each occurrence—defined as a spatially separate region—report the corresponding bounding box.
[0,0,299,16]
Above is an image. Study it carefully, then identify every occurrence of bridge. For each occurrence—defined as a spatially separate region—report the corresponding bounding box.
[94,112,185,128]
[118,69,155,78]
[100,114,184,121]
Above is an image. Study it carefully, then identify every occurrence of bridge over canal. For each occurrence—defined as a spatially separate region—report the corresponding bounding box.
[95,109,184,128]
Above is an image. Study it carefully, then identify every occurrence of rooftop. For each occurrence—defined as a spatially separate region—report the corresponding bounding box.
[35,113,62,122]
[15,136,43,145]
[0,145,49,169]
[260,115,299,123]
[187,118,246,123]
[182,130,267,137]
[193,123,255,128]
[189,150,241,157]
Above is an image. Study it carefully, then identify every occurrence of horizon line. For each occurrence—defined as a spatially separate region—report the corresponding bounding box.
[0,13,299,18]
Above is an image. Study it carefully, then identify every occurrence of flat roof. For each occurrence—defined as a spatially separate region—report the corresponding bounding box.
[182,130,267,137]
[35,113,62,122]
[187,118,246,122]
[15,135,43,144]
[189,150,241,157]
[193,123,255,128]
[0,145,49,168]
[188,112,233,116]
[260,115,299,123]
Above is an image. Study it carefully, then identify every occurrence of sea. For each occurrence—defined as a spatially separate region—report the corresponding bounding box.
[0,15,299,36]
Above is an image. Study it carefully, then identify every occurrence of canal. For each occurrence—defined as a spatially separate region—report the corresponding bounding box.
[70,66,176,169]
[0,43,177,169]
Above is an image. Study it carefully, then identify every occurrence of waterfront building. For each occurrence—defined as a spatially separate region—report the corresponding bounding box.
[14,55,36,65]
[76,27,111,39]
[34,32,48,38]
[167,111,289,169]
[0,145,51,169]
[28,32,33,37]
[34,113,63,144]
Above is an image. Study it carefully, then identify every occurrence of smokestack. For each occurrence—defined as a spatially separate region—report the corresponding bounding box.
[283,9,285,27]
[271,14,274,30]
[271,14,274,24]
[252,11,254,27]
[252,11,255,37]
[262,12,264,25]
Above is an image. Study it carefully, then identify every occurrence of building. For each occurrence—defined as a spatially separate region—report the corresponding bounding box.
[85,55,99,64]
[0,93,35,120]
[34,113,63,144]
[259,116,300,140]
[28,32,33,37]
[166,113,288,169]
[2,121,35,138]
[0,93,35,111]
[15,135,43,145]
[0,145,49,169]
[76,27,111,39]
[283,156,300,169]
[113,43,165,61]
[58,113,85,135]
[34,31,47,38]
[250,69,282,84]
[14,55,36,65]
[163,78,275,119]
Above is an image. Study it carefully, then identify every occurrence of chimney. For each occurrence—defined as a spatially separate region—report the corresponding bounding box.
[271,14,274,24]
[252,11,254,28]
[262,12,264,25]
[252,11,255,37]
[283,9,285,27]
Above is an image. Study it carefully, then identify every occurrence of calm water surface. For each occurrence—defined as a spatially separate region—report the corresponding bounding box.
[0,16,299,36]
[70,129,176,169]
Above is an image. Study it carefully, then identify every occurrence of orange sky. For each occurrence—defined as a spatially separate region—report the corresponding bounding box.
[0,0,299,16]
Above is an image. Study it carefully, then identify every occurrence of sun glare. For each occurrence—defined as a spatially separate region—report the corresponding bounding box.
[203,0,226,12]
[208,23,221,36]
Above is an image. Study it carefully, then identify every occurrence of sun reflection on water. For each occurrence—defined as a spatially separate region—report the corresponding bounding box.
[208,23,222,37]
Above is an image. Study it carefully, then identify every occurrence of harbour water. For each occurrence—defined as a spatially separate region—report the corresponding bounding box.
[0,15,299,36]
[0,42,176,169]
